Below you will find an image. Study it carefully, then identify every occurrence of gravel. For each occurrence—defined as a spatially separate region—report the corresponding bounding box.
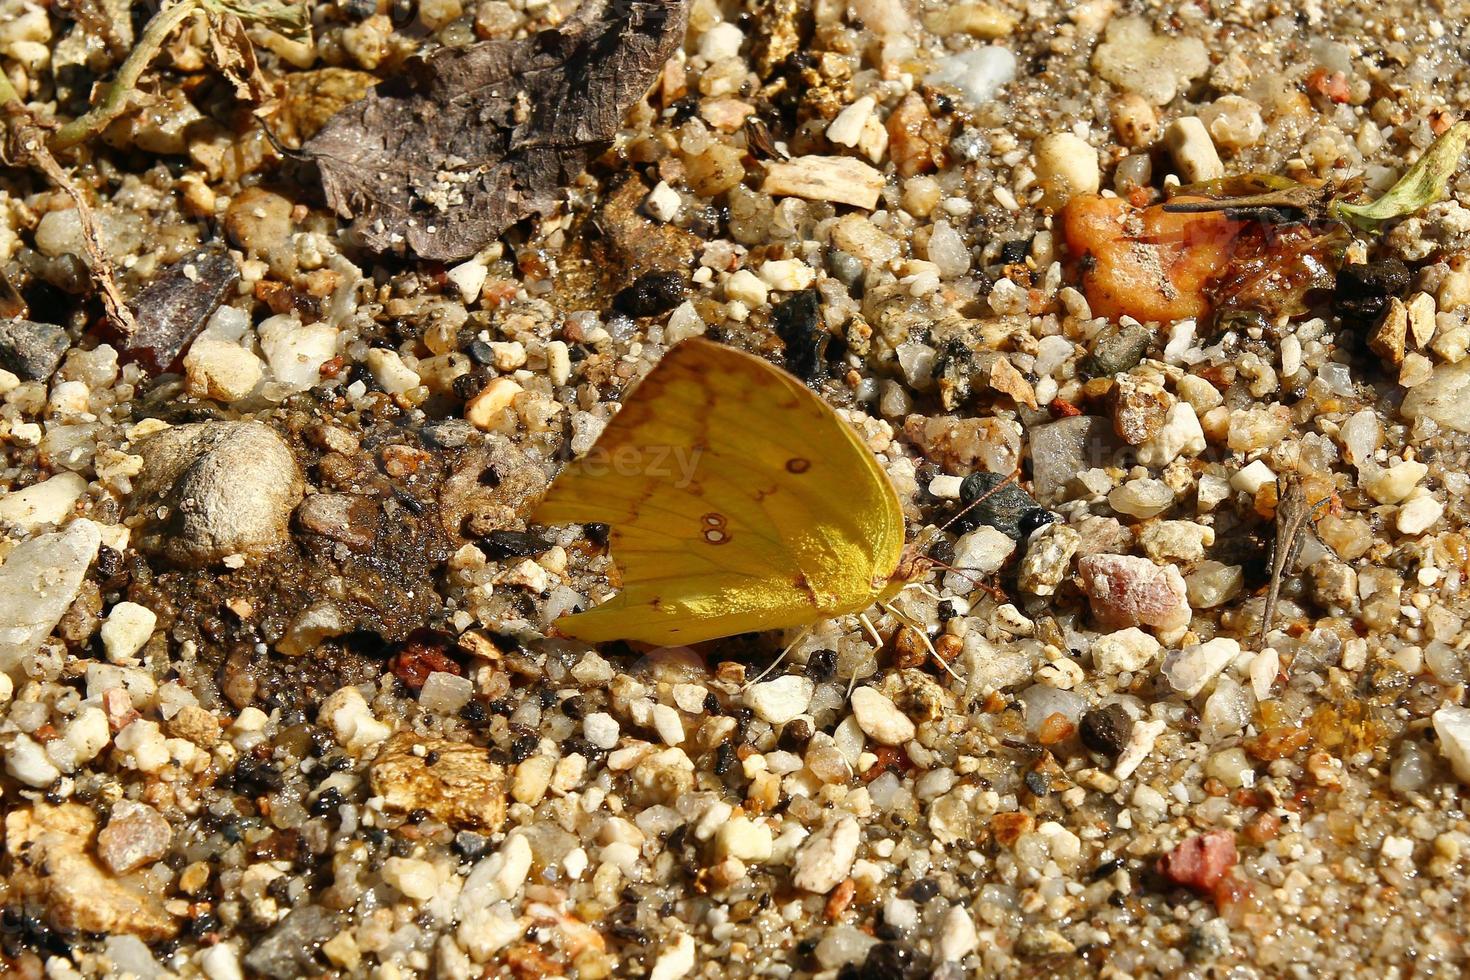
[2,0,1470,976]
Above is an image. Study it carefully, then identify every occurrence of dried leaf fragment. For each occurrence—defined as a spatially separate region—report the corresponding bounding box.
[1333,121,1470,231]
[302,0,688,260]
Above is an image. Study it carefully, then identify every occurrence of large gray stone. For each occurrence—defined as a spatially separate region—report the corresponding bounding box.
[1027,416,1119,505]
[129,421,304,566]
[0,318,70,380]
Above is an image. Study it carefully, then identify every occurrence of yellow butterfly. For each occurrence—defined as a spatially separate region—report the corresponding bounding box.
[532,337,921,648]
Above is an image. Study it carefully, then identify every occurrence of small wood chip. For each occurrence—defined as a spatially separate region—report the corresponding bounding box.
[761,155,885,210]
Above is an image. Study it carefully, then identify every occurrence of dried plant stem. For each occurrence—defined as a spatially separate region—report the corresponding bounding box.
[50,0,199,150]
[1,80,138,333]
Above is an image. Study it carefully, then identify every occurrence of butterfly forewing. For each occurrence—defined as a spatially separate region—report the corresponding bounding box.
[532,338,906,645]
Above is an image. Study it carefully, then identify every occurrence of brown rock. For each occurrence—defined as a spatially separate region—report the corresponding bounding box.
[1157,829,1238,892]
[97,800,172,875]
[5,803,177,940]
[1109,375,1172,445]
[166,704,222,748]
[296,493,380,552]
[1368,297,1408,366]
[369,732,507,831]
[989,357,1038,409]
[224,186,298,280]
[887,92,947,177]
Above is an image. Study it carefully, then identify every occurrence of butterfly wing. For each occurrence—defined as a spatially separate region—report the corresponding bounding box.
[532,338,906,645]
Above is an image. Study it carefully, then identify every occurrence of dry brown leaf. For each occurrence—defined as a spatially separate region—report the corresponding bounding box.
[301,0,688,261]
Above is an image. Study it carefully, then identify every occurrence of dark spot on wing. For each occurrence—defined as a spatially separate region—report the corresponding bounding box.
[786,457,811,473]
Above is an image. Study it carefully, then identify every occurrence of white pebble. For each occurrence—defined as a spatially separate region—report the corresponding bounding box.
[6,732,60,787]
[698,22,744,61]
[745,674,814,725]
[1114,718,1166,780]
[0,471,87,532]
[1091,628,1161,675]
[1432,704,1470,784]
[446,257,489,304]
[1229,459,1276,494]
[101,602,157,663]
[1161,637,1242,697]
[651,703,685,745]
[644,181,683,223]
[1137,403,1206,467]
[926,46,1017,107]
[1249,648,1279,701]
[1164,117,1224,182]
[792,815,860,893]
[650,933,697,980]
[1034,132,1100,209]
[716,816,774,862]
[583,712,621,749]
[758,258,816,291]
[1393,490,1441,537]
[850,686,915,745]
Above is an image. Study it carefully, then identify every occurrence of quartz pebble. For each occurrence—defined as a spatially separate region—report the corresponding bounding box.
[0,519,101,677]
[1161,637,1242,697]
[745,675,814,725]
[1034,133,1100,209]
[1077,554,1191,631]
[96,800,171,874]
[926,46,1017,107]
[100,602,157,663]
[1432,705,1470,784]
[0,471,86,532]
[850,686,915,745]
[1017,523,1080,596]
[1091,627,1160,675]
[793,815,860,893]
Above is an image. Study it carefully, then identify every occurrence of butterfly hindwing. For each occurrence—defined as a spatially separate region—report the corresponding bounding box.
[532,338,906,645]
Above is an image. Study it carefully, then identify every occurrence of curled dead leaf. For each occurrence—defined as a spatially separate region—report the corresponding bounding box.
[301,0,688,260]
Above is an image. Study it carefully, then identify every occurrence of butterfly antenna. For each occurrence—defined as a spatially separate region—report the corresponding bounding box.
[901,468,1025,571]
[879,600,964,685]
[743,626,812,690]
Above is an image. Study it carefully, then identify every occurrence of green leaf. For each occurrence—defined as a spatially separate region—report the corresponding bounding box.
[1333,121,1470,232]
[201,0,312,40]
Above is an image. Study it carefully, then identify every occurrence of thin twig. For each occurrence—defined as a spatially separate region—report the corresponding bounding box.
[1,91,137,334]
[49,0,199,150]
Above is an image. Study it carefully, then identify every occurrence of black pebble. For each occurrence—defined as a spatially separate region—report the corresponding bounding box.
[999,238,1031,264]
[955,472,1045,540]
[805,648,837,680]
[904,878,940,904]
[510,733,539,762]
[612,271,689,318]
[477,529,551,559]
[1333,258,1410,327]
[1079,703,1133,757]
[453,830,490,861]
[772,289,828,381]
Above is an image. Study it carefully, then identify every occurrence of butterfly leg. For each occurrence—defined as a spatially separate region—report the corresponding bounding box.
[879,600,964,685]
[743,626,813,689]
[850,613,884,695]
